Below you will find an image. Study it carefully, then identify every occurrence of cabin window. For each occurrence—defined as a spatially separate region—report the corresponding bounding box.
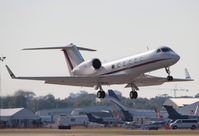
[128,59,133,64]
[117,63,121,68]
[134,58,137,63]
[123,61,127,66]
[140,57,143,62]
[112,65,115,69]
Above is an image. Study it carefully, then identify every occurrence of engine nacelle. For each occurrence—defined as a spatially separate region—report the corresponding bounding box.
[72,58,102,76]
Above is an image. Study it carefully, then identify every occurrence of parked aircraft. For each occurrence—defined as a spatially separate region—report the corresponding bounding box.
[107,90,166,121]
[164,105,199,120]
[87,113,119,125]
[6,43,193,99]
[89,90,166,126]
[107,90,133,122]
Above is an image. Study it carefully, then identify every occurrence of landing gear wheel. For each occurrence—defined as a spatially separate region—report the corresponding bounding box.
[101,91,105,98]
[97,91,105,99]
[165,67,173,81]
[167,76,173,81]
[130,91,138,99]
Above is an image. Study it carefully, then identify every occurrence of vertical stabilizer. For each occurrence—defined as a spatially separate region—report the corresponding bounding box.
[164,105,188,119]
[62,44,85,75]
[185,68,191,79]
[108,90,133,121]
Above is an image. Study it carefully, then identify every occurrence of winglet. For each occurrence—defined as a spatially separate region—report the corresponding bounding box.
[194,105,198,116]
[185,68,191,80]
[5,65,16,79]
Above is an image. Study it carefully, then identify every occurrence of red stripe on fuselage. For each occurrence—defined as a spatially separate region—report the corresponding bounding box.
[63,49,74,70]
[103,58,171,75]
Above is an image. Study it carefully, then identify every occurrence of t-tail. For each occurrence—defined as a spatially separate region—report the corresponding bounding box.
[108,89,121,102]
[22,43,96,75]
[108,90,133,121]
[163,105,189,120]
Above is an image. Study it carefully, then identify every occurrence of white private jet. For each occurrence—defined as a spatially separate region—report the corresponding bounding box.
[6,43,193,99]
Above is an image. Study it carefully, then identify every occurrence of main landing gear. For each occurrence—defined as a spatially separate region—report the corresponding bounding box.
[165,67,173,81]
[96,85,106,99]
[129,90,138,99]
[129,83,139,99]
[97,90,106,98]
[95,84,139,99]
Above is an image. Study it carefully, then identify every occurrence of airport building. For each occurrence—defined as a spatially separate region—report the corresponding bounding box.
[36,108,73,123]
[36,106,113,123]
[0,108,39,128]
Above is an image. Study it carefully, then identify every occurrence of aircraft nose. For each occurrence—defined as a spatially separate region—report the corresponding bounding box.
[174,53,180,62]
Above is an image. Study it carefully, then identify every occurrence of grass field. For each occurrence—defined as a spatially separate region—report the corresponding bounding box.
[0,128,199,135]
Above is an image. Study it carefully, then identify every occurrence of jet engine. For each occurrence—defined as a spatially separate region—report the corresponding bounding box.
[72,58,102,76]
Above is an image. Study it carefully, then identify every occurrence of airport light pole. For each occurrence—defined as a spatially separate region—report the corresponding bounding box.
[0,56,6,122]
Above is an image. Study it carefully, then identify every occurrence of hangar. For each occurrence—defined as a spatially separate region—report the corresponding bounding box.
[35,106,113,123]
[0,108,39,128]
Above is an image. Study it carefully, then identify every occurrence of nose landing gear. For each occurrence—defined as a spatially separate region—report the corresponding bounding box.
[165,67,173,81]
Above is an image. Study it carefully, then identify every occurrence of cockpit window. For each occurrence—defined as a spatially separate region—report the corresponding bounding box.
[161,47,173,52]
[157,49,161,53]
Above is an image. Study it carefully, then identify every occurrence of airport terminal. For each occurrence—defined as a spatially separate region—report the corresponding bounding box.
[1,90,199,130]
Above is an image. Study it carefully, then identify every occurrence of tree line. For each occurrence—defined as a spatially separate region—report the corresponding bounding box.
[0,90,198,112]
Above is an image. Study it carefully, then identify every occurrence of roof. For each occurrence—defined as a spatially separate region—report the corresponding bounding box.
[163,98,199,108]
[0,108,39,121]
[0,108,24,117]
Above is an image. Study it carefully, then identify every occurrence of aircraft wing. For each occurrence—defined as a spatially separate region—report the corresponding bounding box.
[5,65,132,87]
[6,65,193,88]
[44,74,132,87]
[125,71,193,88]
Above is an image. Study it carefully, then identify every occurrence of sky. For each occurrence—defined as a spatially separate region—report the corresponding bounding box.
[0,0,199,99]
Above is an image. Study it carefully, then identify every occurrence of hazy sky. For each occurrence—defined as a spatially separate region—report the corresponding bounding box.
[0,0,199,99]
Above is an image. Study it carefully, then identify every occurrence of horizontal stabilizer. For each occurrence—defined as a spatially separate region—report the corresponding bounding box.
[22,43,96,51]
[163,105,189,120]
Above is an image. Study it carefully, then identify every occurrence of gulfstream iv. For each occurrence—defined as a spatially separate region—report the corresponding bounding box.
[6,43,193,99]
